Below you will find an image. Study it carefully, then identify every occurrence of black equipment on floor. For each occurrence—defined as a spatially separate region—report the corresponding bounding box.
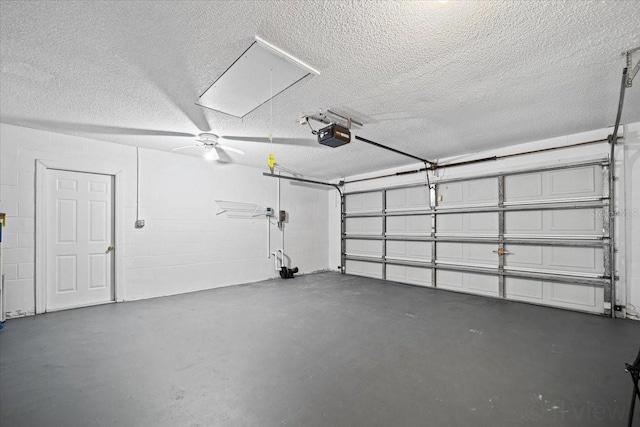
[280,266,298,279]
[627,346,640,427]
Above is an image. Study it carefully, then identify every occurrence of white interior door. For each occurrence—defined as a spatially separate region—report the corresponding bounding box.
[46,169,114,311]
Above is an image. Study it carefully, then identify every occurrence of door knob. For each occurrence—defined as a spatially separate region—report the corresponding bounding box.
[107,246,114,253]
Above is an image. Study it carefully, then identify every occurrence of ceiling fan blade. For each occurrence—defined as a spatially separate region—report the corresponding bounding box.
[2,117,196,137]
[220,136,313,146]
[171,143,202,151]
[221,145,245,155]
[213,146,232,163]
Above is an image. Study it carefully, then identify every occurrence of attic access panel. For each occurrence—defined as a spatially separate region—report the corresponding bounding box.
[197,37,319,118]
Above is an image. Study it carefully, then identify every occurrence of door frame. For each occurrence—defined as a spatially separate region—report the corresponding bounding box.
[35,160,124,314]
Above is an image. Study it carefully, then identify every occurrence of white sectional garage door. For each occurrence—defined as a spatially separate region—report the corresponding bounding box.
[343,160,612,315]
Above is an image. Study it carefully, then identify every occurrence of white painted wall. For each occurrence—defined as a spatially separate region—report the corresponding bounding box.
[328,124,640,319]
[3,121,636,319]
[0,123,329,318]
[622,122,640,320]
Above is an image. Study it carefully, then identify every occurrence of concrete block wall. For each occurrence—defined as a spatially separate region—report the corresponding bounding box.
[328,124,640,319]
[0,123,329,317]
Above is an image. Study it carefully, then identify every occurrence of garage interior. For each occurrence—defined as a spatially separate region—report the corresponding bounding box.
[1,1,639,426]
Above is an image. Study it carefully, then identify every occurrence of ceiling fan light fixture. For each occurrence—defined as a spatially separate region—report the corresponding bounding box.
[197,133,218,144]
[203,146,218,162]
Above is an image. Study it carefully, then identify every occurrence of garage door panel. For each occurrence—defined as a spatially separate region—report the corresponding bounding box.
[387,216,430,234]
[345,260,383,279]
[346,192,382,213]
[505,174,543,200]
[549,167,598,196]
[438,213,498,235]
[506,209,603,236]
[549,246,601,272]
[437,214,463,232]
[438,178,497,207]
[505,278,603,313]
[345,240,383,257]
[387,265,432,287]
[506,278,544,300]
[406,215,430,233]
[437,183,463,206]
[466,274,499,294]
[467,244,499,264]
[438,271,499,297]
[345,217,382,235]
[550,282,598,308]
[467,213,498,233]
[505,245,603,275]
[505,211,543,232]
[386,241,431,260]
[504,245,544,267]
[387,187,430,210]
[386,189,407,209]
[437,270,463,289]
[386,216,407,234]
[438,243,464,261]
[550,209,601,232]
[437,243,497,267]
[467,179,498,203]
[505,166,602,202]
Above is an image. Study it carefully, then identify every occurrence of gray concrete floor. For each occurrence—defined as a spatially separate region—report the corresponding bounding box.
[1,272,638,427]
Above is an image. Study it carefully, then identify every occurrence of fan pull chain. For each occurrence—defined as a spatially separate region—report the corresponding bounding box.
[268,67,275,173]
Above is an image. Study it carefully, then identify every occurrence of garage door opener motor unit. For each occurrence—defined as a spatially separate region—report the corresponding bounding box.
[318,123,351,147]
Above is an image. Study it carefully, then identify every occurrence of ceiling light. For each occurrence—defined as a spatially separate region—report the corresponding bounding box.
[203,146,218,162]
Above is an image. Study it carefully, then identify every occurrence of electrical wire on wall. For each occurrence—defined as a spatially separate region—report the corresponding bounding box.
[265,67,286,263]
[136,147,139,216]
[268,68,275,173]
[134,147,145,228]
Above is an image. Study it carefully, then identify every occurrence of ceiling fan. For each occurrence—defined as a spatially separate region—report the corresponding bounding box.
[1,116,314,164]
[1,16,314,161]
[171,133,245,161]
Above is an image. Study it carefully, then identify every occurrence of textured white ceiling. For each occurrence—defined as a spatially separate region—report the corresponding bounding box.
[1,1,638,180]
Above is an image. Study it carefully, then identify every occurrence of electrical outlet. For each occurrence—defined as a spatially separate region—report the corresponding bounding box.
[135,219,145,229]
